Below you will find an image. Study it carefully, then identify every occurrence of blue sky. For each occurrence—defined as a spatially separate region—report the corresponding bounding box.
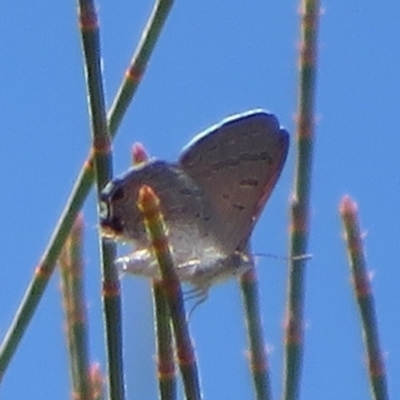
[1,1,400,399]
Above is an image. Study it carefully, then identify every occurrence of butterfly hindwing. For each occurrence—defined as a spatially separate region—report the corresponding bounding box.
[101,160,215,246]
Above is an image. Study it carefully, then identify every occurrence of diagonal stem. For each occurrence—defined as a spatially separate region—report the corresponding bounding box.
[0,0,174,380]
[340,196,389,400]
[138,185,202,400]
[132,144,178,400]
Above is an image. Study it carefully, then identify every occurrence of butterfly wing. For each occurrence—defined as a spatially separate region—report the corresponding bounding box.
[179,110,289,253]
[100,160,221,262]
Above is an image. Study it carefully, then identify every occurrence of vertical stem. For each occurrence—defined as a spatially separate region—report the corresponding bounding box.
[283,1,320,399]
[77,1,124,398]
[59,215,92,400]
[153,281,177,400]
[240,267,272,400]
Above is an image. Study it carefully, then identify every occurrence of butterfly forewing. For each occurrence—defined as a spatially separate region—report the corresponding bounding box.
[179,110,289,252]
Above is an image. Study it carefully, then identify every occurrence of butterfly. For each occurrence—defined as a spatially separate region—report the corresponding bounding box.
[100,109,289,295]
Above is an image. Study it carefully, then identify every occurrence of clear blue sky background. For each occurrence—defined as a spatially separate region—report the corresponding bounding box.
[1,1,400,399]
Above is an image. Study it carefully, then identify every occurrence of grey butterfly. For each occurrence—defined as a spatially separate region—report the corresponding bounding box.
[100,109,289,295]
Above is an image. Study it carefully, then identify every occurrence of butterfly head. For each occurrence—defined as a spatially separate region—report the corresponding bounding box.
[99,176,146,243]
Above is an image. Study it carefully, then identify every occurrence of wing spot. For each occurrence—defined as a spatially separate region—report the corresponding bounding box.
[179,188,193,196]
[170,206,188,214]
[239,178,259,187]
[211,158,240,170]
[232,203,245,211]
[240,151,272,163]
[211,151,274,171]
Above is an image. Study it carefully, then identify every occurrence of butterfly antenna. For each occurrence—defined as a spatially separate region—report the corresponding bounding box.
[253,252,313,262]
[292,253,313,261]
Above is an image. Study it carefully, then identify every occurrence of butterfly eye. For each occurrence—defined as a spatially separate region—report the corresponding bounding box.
[110,186,125,202]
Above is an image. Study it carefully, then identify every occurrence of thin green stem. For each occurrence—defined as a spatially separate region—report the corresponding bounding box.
[132,143,177,399]
[340,196,389,400]
[283,1,320,399]
[0,0,174,380]
[77,1,125,398]
[152,281,177,400]
[240,267,272,400]
[59,215,92,400]
[108,0,174,134]
[138,185,202,400]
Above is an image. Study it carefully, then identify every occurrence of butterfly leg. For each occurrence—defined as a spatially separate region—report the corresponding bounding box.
[184,285,210,321]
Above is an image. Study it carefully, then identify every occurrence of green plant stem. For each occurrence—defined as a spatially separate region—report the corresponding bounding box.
[0,0,174,380]
[340,196,389,400]
[240,266,272,400]
[132,141,177,399]
[59,215,92,400]
[77,1,125,398]
[108,0,174,133]
[153,281,177,400]
[138,185,202,400]
[283,1,320,399]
